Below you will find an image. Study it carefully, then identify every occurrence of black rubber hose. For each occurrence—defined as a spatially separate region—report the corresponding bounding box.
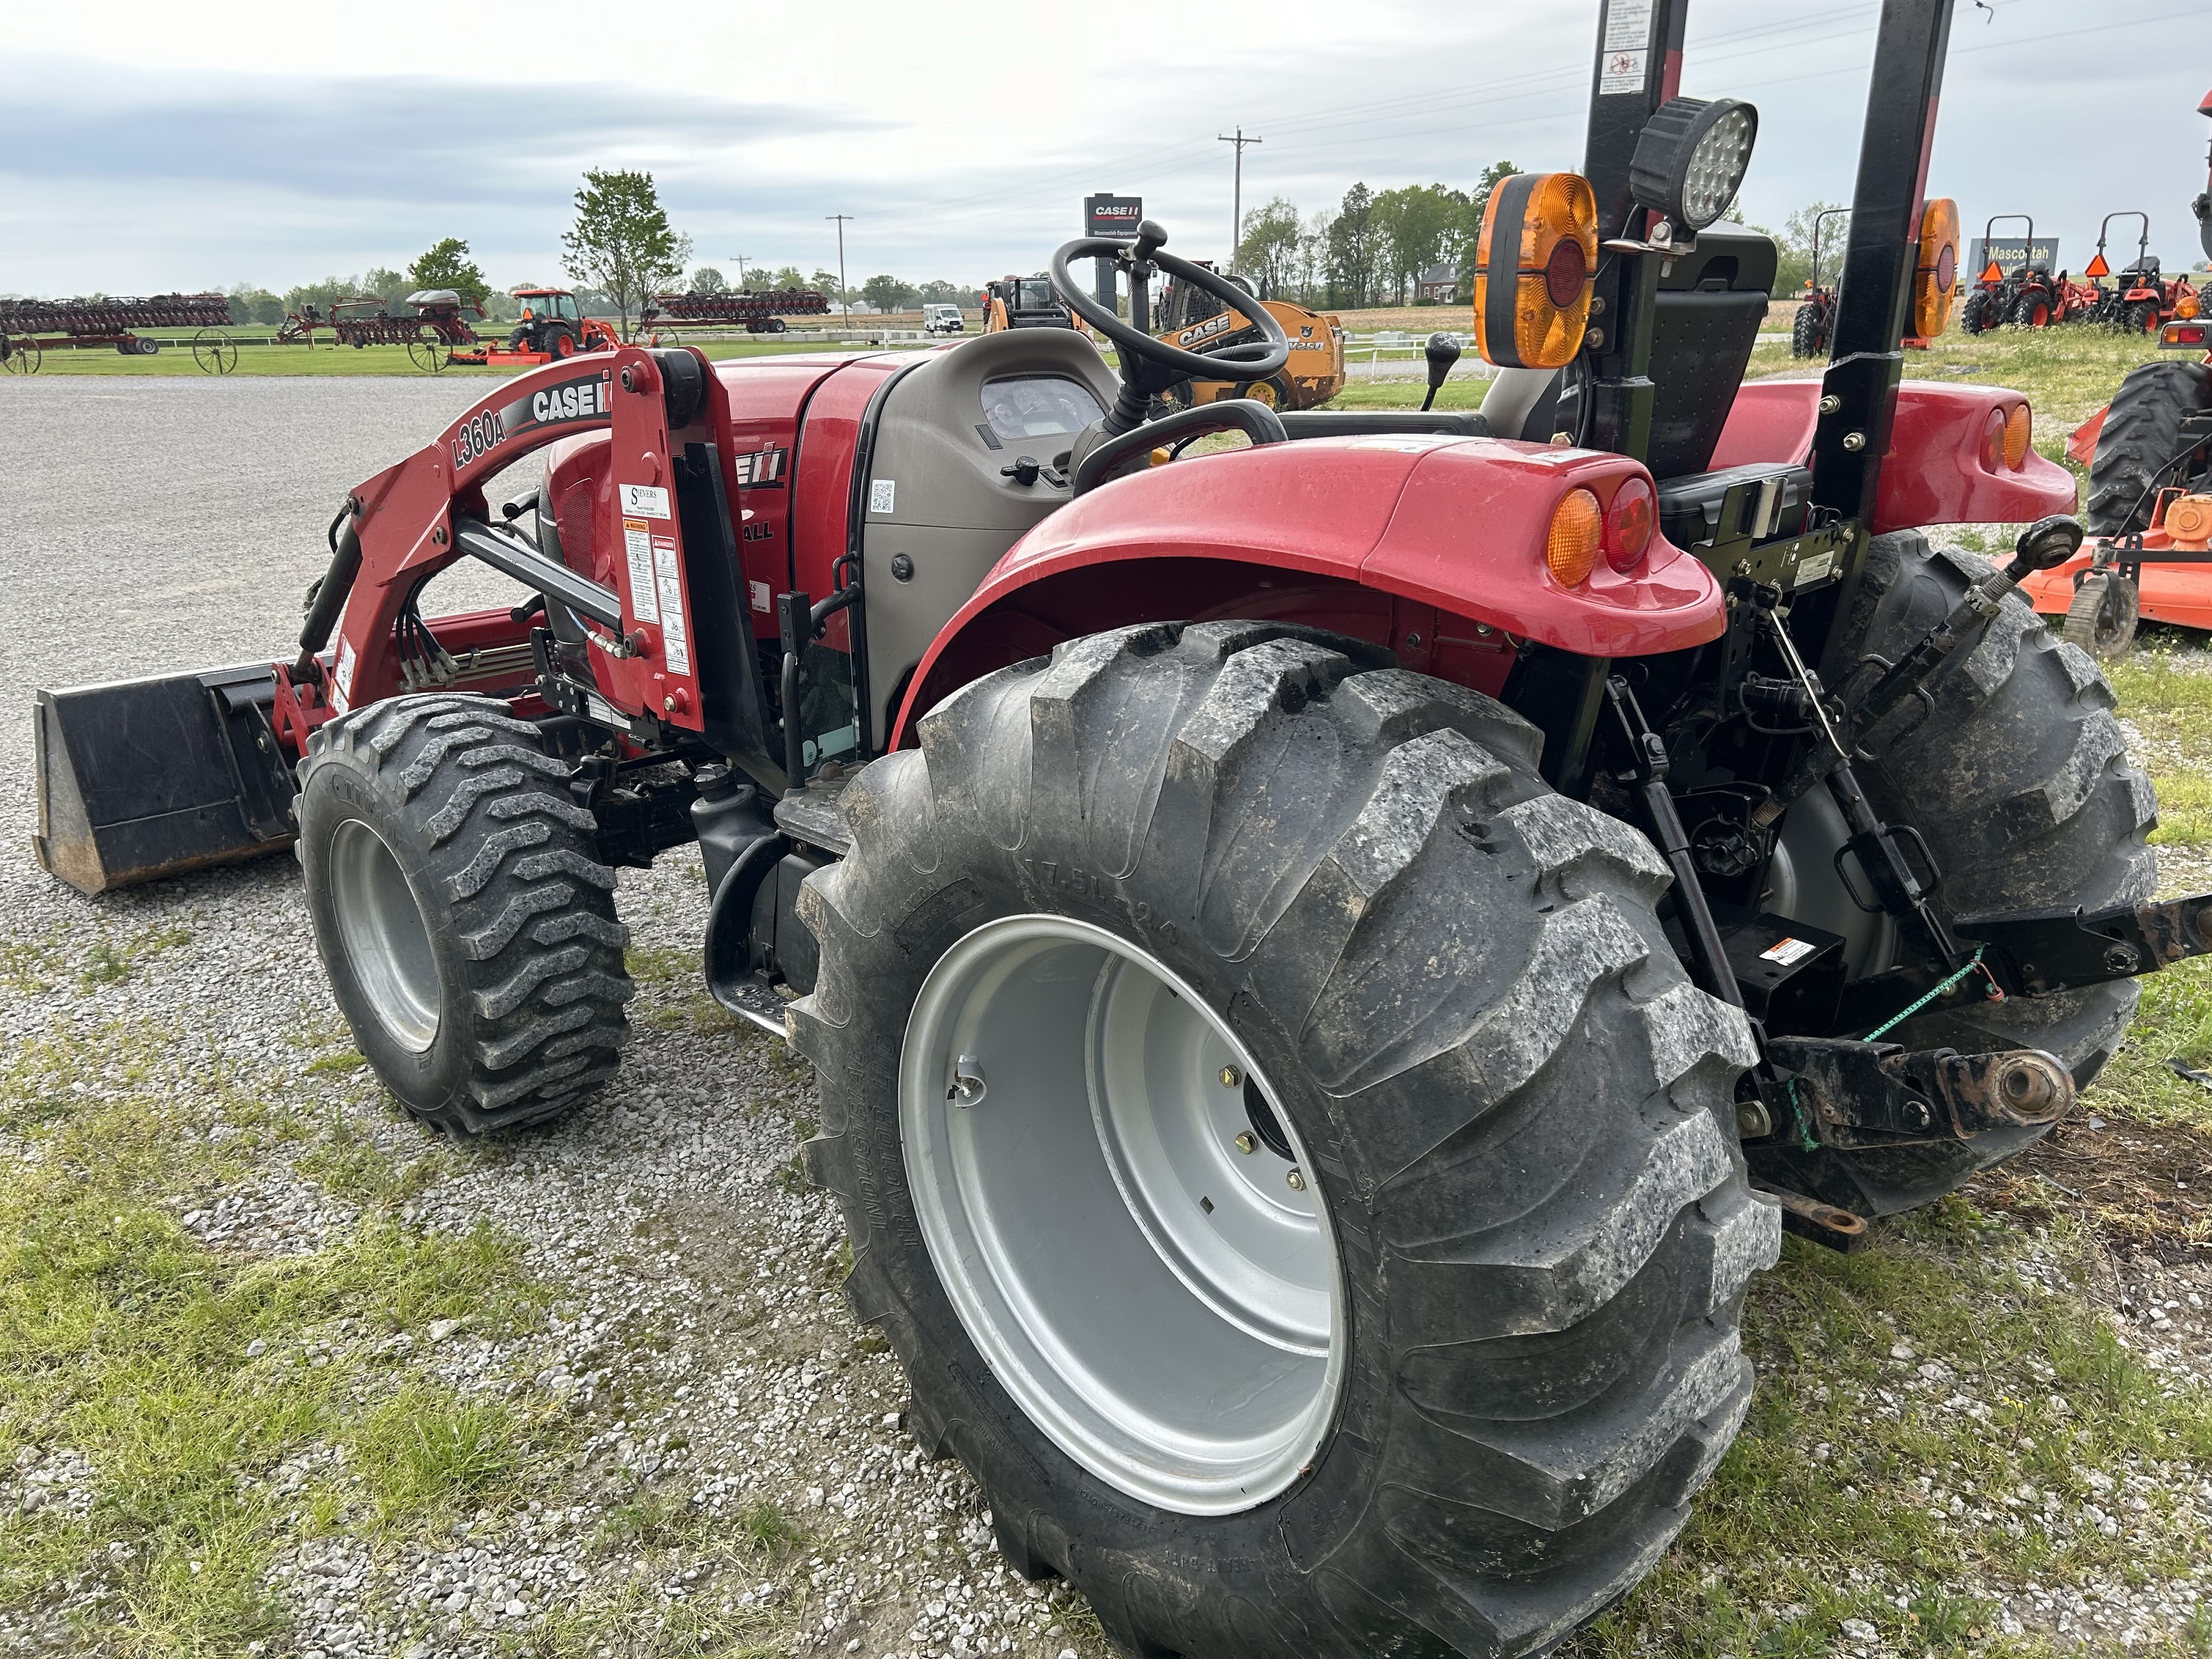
[296,509,363,677]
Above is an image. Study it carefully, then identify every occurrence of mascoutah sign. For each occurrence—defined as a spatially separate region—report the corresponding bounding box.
[1967,237,2061,275]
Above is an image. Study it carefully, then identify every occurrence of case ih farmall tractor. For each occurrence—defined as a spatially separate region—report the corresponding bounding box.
[33,3,2211,1653]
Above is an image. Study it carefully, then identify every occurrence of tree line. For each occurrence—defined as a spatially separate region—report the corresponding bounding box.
[1229,166,1517,308]
[1226,170,1842,311]
[213,171,986,335]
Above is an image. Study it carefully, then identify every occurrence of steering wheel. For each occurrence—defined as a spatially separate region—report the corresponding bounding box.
[1048,221,1290,390]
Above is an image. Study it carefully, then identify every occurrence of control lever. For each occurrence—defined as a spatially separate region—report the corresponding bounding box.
[1755,515,2086,825]
[1419,333,1462,413]
[1746,590,1964,969]
[999,455,1067,489]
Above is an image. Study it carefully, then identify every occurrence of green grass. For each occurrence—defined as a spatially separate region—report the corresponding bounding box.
[1574,1205,2212,1657]
[0,1021,550,1649]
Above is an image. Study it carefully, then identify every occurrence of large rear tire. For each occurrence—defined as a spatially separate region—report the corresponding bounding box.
[793,622,1777,1658]
[1755,535,2156,1214]
[298,694,634,1135]
[2085,359,2212,535]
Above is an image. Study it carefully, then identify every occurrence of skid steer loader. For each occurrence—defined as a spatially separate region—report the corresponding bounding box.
[33,2,2207,1652]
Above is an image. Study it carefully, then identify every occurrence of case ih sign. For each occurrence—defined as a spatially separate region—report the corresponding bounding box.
[1084,195,1143,239]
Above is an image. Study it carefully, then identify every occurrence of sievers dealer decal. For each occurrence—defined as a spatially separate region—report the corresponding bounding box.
[450,370,615,468]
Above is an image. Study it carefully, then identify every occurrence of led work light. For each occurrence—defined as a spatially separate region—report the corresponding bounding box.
[1628,97,1759,233]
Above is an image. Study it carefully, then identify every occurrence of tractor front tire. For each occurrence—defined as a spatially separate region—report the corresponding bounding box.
[2086,359,2212,534]
[1754,533,2156,1214]
[792,622,1777,1659]
[1791,301,1825,358]
[298,693,634,1136]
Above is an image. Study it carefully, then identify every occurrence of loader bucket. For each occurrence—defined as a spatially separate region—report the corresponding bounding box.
[33,664,299,895]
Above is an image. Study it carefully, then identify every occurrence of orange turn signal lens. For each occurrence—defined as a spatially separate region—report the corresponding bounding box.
[2179,294,2203,319]
[2002,404,2032,470]
[1473,172,1598,371]
[1912,197,1960,340]
[1980,408,2006,472]
[1546,488,1603,587]
[1605,476,1657,572]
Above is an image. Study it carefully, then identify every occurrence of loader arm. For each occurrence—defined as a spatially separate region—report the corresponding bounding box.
[291,347,716,744]
[35,346,771,896]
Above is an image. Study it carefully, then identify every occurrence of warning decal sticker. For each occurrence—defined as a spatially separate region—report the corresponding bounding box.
[623,519,660,622]
[652,535,691,677]
[1759,936,1820,967]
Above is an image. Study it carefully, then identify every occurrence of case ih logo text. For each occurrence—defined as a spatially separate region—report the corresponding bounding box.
[733,446,788,487]
[531,378,611,425]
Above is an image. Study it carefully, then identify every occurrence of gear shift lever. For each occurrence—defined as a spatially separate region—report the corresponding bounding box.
[1420,332,1462,412]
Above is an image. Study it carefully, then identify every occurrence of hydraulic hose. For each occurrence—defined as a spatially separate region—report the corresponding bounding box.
[295,504,363,679]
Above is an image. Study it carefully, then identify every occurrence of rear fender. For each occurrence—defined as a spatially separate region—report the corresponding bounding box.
[891,435,1723,743]
[1708,378,2076,530]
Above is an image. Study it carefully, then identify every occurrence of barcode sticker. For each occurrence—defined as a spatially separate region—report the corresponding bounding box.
[623,519,660,622]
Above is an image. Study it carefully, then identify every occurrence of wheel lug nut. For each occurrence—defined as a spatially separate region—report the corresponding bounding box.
[1286,1167,1306,1192]
[1233,1133,1256,1154]
[1219,1065,1241,1088]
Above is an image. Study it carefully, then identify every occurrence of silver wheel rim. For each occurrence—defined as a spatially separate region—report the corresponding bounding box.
[900,915,1343,1515]
[328,816,442,1052]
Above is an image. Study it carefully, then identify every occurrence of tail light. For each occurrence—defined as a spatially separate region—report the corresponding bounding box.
[1605,477,1657,572]
[2163,320,2210,348]
[1546,489,1603,587]
[2002,403,2032,470]
[1980,408,2006,472]
[1473,173,1598,371]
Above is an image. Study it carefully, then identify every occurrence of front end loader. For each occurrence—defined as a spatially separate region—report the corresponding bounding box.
[34,3,2212,1654]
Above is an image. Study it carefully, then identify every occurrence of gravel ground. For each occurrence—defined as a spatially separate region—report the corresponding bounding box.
[3,380,2209,1658]
[0,377,1098,1659]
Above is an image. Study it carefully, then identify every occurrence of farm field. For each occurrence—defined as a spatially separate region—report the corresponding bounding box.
[3,324,2211,1657]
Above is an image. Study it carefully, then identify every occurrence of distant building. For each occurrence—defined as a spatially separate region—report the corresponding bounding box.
[1417,263,1460,304]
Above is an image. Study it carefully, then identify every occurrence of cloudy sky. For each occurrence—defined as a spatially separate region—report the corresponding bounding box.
[2,0,2206,299]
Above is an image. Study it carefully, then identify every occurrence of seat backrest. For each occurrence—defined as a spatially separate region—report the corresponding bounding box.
[1646,226,1778,481]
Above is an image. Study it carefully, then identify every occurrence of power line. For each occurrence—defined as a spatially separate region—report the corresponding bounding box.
[825,214,853,324]
[1218,128,1261,264]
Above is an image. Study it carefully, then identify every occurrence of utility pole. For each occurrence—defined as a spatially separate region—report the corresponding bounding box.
[728,254,752,291]
[826,215,854,326]
[1217,128,1261,271]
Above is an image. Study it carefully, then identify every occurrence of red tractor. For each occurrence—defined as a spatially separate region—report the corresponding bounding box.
[1962,213,2063,331]
[33,3,2205,1653]
[2080,211,2201,335]
[1788,206,1847,356]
